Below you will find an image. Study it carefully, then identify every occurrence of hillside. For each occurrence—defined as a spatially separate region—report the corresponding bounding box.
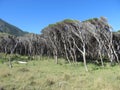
[0,19,28,36]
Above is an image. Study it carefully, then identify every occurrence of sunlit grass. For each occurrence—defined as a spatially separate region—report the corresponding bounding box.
[0,56,120,90]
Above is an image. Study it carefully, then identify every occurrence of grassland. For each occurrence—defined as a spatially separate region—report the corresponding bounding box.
[0,55,120,90]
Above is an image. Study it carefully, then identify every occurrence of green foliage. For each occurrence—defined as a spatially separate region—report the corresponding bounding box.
[48,24,56,27]
[44,19,78,28]
[83,18,98,22]
[0,53,29,64]
[63,19,78,23]
[118,30,120,32]
[0,32,10,36]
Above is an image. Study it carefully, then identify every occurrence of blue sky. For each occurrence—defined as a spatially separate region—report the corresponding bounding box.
[0,0,120,34]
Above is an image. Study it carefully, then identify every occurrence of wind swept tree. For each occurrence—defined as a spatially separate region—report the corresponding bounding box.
[84,17,119,65]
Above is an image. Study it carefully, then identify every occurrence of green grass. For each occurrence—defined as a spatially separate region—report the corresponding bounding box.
[0,57,120,90]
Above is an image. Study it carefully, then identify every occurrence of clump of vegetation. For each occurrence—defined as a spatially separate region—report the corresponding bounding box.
[83,18,98,22]
[18,68,29,72]
[63,19,79,23]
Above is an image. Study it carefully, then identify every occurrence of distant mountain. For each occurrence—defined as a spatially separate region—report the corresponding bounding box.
[0,19,28,36]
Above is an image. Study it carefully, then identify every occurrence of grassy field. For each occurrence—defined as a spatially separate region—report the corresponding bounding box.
[0,56,120,90]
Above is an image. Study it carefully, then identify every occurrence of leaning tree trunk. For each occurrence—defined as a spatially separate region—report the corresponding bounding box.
[9,40,19,68]
[53,50,58,64]
[72,35,88,71]
[61,35,70,63]
[48,33,58,64]
[82,43,88,71]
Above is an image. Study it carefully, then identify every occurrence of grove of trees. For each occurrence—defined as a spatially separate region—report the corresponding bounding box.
[0,17,120,71]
